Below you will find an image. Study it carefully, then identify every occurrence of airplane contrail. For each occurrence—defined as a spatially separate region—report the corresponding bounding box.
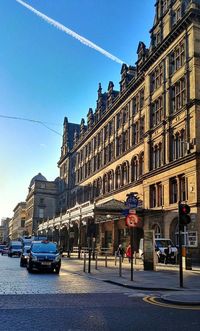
[16,0,125,65]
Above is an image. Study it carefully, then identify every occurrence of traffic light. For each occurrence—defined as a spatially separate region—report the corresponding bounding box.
[179,203,191,226]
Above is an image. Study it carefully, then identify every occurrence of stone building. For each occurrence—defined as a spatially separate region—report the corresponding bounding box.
[25,173,58,235]
[0,218,10,243]
[39,0,200,262]
[10,202,27,240]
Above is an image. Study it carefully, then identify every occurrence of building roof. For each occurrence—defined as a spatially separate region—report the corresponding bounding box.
[29,173,47,188]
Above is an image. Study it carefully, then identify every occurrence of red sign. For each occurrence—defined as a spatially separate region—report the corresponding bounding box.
[126,214,143,228]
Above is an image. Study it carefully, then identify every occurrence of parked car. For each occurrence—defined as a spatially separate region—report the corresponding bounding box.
[139,238,178,263]
[1,246,9,255]
[27,241,61,274]
[20,246,31,267]
[0,244,6,253]
[8,241,22,257]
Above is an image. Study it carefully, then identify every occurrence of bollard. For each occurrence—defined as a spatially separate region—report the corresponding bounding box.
[95,253,98,270]
[88,248,91,273]
[119,256,122,277]
[105,253,108,267]
[115,251,117,266]
[134,252,137,265]
[83,253,86,272]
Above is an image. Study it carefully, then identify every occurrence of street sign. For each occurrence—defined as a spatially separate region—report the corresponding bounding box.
[125,214,143,228]
[125,194,138,209]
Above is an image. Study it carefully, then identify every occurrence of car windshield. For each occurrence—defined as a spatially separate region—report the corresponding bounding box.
[31,243,58,253]
[23,246,31,253]
[156,240,173,248]
[12,245,22,249]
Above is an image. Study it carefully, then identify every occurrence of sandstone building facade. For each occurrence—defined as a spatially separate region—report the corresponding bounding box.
[38,0,200,261]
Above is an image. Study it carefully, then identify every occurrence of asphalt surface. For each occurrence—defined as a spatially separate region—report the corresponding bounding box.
[62,254,200,305]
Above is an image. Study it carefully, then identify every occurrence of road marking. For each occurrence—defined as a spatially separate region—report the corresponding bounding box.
[143,296,200,310]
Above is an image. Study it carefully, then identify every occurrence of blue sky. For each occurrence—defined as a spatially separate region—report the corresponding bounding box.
[0,0,155,220]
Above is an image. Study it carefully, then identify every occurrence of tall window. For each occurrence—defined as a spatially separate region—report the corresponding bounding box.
[116,136,122,156]
[132,122,139,145]
[109,142,114,162]
[122,106,129,124]
[108,171,114,192]
[122,162,129,186]
[151,96,163,126]
[139,152,144,176]
[171,78,186,113]
[157,182,163,207]
[170,44,184,74]
[131,157,138,182]
[123,131,129,152]
[151,63,163,92]
[152,143,162,169]
[170,177,178,204]
[171,130,186,160]
[116,112,121,130]
[150,185,156,208]
[115,166,121,189]
[180,175,186,202]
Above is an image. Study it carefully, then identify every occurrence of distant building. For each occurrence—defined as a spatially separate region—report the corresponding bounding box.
[1,218,10,243]
[11,202,27,240]
[25,173,58,235]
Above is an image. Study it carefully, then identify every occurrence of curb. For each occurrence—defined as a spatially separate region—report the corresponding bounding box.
[161,293,200,305]
[103,280,180,291]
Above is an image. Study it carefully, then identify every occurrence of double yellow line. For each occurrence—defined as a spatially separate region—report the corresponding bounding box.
[143,296,200,310]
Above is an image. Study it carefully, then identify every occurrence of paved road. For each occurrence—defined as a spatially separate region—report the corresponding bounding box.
[0,255,200,331]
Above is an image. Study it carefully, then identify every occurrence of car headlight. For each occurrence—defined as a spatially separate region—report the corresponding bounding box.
[54,255,61,262]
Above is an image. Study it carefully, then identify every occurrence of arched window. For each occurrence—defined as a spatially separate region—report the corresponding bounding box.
[97,177,102,196]
[152,224,161,238]
[108,171,114,192]
[139,152,144,176]
[131,157,138,181]
[122,162,129,186]
[115,166,121,189]
[103,174,108,194]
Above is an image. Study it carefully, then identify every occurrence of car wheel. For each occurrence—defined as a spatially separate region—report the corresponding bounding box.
[20,261,23,267]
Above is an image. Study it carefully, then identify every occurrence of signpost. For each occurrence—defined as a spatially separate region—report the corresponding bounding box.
[124,193,143,281]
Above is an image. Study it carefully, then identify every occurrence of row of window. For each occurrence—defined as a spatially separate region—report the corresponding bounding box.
[151,76,186,127]
[150,174,187,208]
[77,128,186,183]
[151,40,185,93]
[75,155,144,202]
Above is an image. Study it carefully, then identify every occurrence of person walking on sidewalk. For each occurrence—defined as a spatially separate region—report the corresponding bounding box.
[126,243,132,263]
[116,244,124,262]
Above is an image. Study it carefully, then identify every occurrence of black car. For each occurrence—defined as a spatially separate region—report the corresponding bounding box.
[20,246,31,267]
[27,241,61,274]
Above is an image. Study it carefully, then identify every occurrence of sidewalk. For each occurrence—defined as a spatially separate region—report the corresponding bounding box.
[63,255,200,305]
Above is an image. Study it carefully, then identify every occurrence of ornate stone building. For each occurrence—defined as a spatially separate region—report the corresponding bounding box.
[39,0,200,261]
[25,173,58,235]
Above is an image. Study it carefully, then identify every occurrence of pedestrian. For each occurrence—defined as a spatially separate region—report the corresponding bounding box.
[126,243,132,263]
[116,244,124,261]
[164,245,173,264]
